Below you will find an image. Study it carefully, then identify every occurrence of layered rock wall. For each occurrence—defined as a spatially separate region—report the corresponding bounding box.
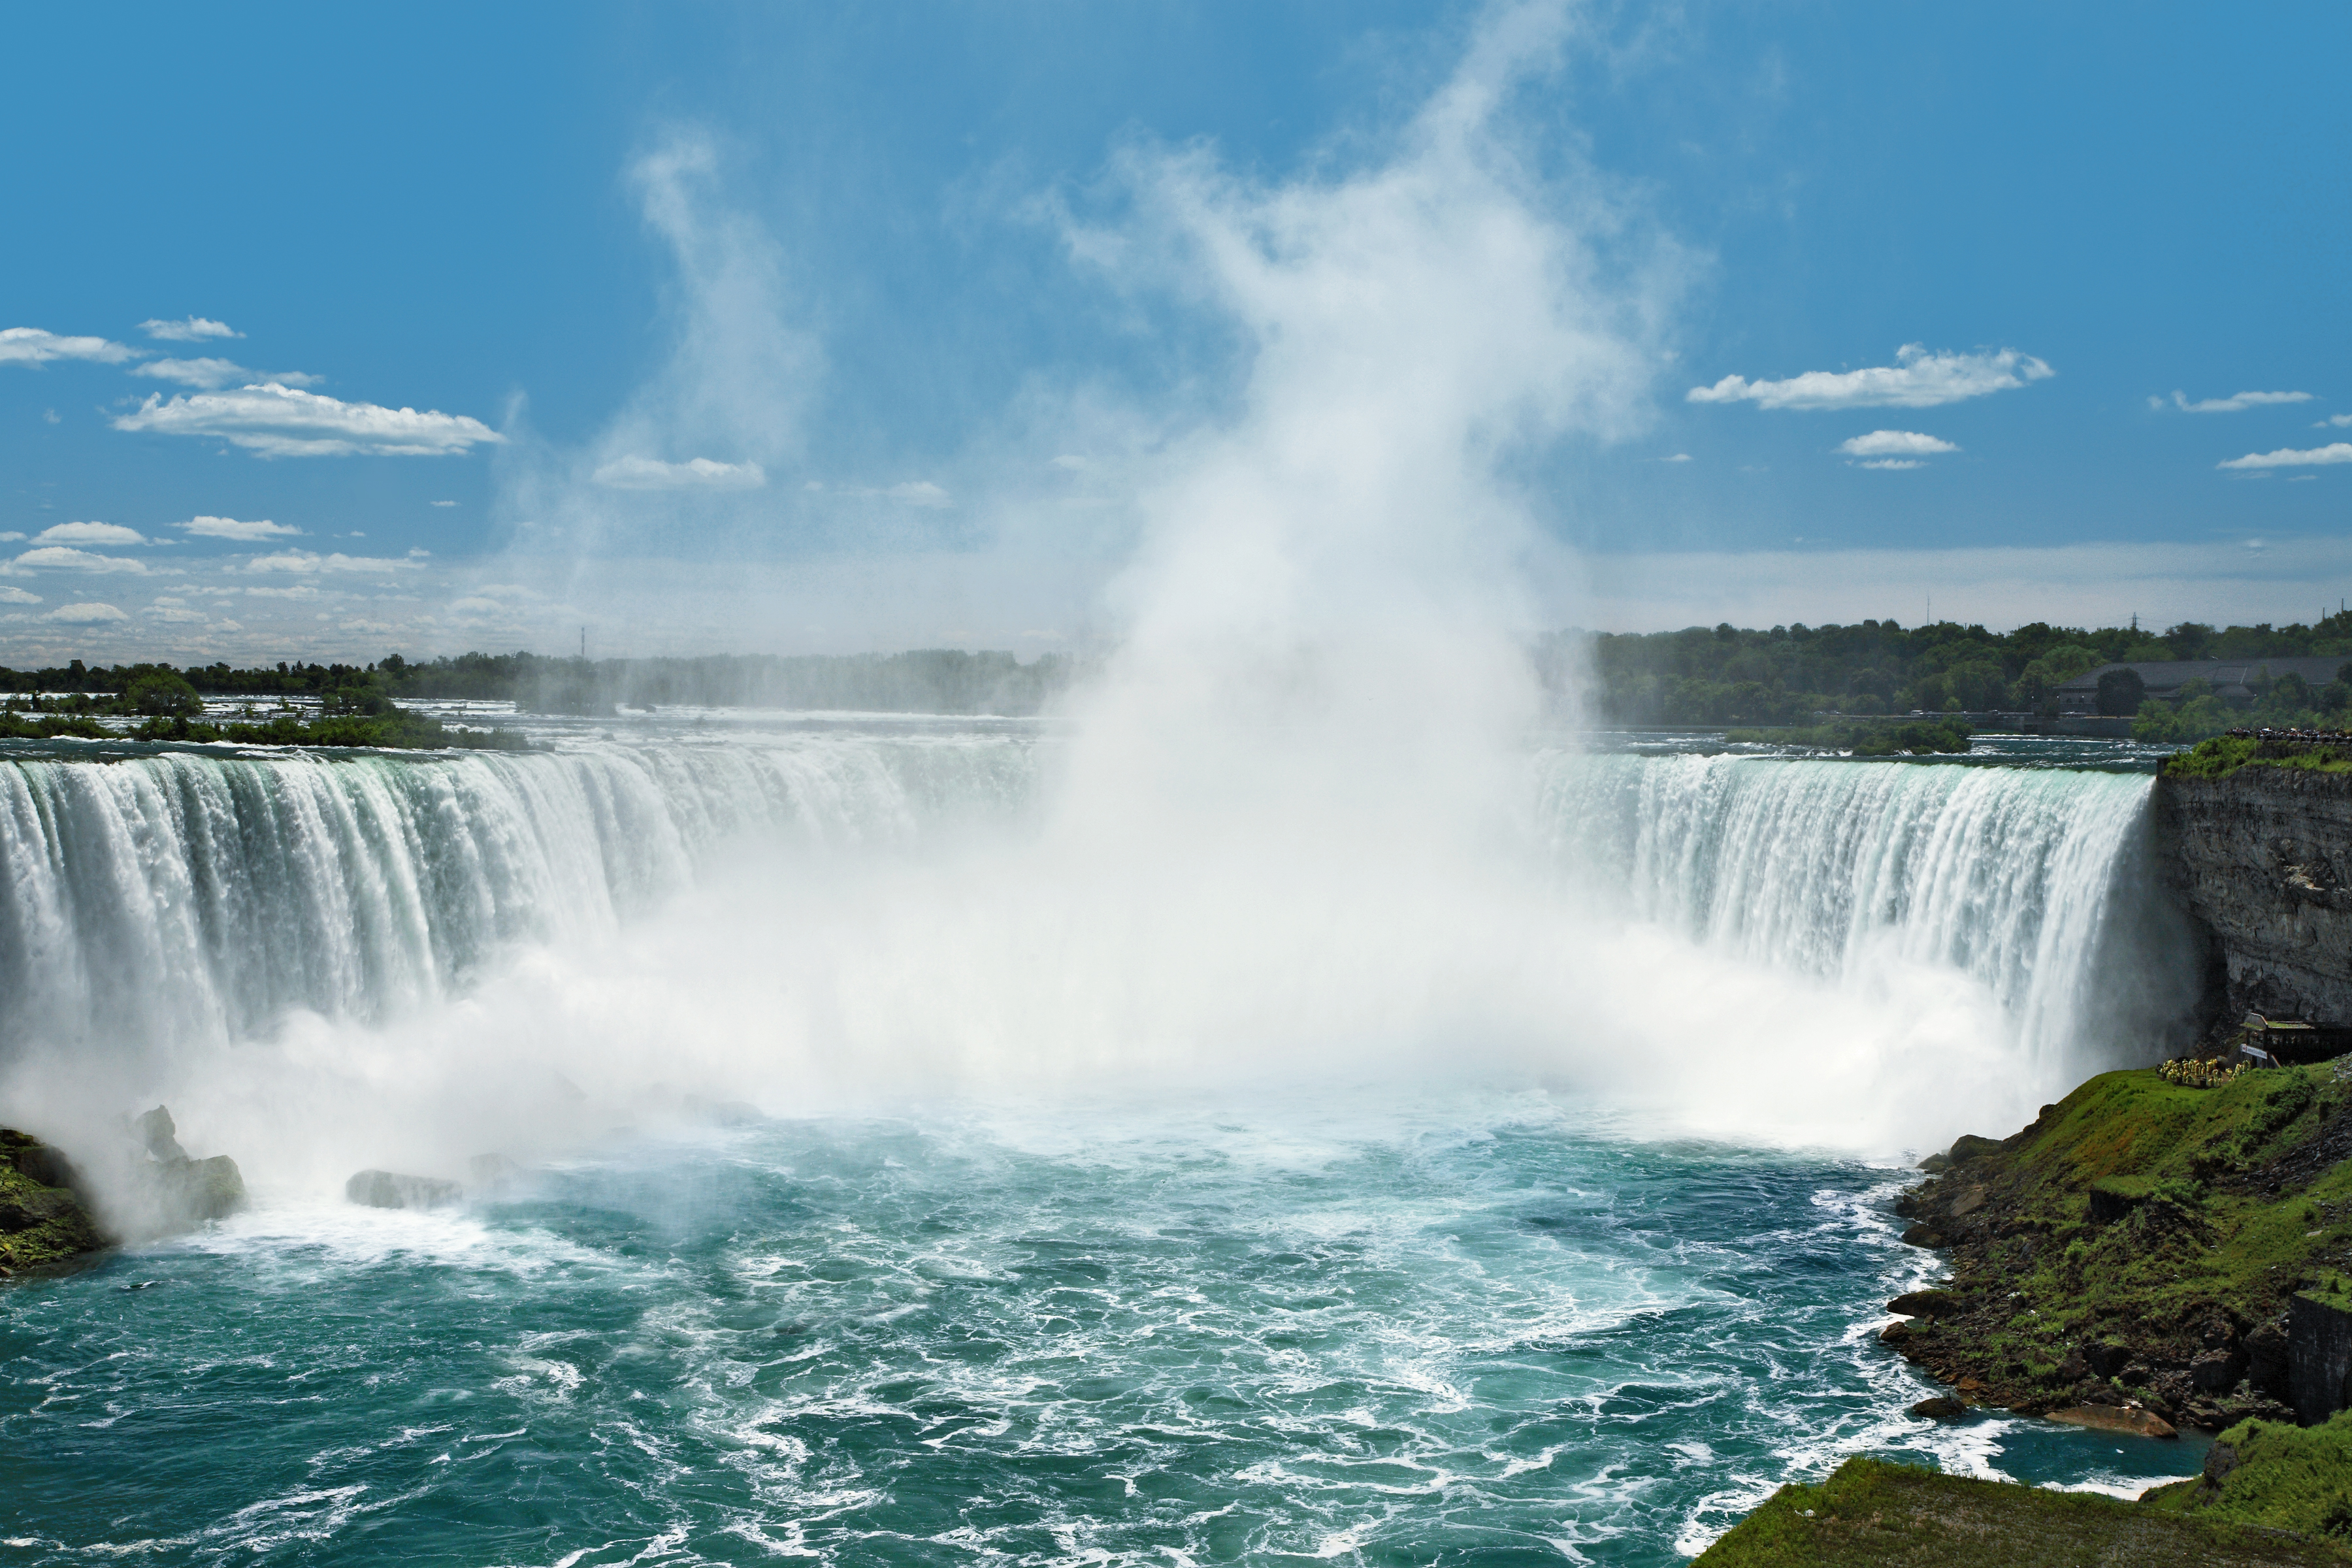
[2157,768,2352,1024]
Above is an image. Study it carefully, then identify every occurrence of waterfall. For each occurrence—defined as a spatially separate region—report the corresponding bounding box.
[1535,751,2205,1082]
[0,736,1037,1064]
[1,738,2200,1105]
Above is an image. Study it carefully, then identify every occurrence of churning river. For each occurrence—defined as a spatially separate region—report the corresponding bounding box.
[0,717,2213,1565]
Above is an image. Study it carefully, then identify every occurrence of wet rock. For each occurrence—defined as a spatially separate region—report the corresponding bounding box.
[2191,1347,2248,1392]
[346,1170,464,1211]
[1899,1224,1947,1249]
[1887,1289,1965,1318]
[1880,1321,1914,1346]
[144,1154,246,1228]
[0,1128,108,1272]
[2081,1340,2133,1379]
[2202,1440,2239,1487]
[1918,1152,1952,1175]
[1910,1396,1967,1420]
[2048,1405,2178,1439]
[135,1105,188,1164]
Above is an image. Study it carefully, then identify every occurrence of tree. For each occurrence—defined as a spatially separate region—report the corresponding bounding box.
[2096,667,2146,717]
[125,669,203,718]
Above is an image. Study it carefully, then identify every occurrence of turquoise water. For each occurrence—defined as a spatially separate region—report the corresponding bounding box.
[2,1098,2201,1566]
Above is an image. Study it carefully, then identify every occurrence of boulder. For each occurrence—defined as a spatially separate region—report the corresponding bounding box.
[1899,1224,1946,1249]
[2048,1405,2178,1439]
[346,1169,463,1211]
[1946,1134,2006,1165]
[2081,1340,2132,1379]
[135,1105,188,1163]
[1910,1396,1967,1420]
[1887,1289,1965,1318]
[127,1109,245,1232]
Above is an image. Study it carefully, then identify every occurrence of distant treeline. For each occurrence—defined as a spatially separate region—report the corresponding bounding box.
[8,617,2351,742]
[0,649,1083,718]
[1547,614,2352,735]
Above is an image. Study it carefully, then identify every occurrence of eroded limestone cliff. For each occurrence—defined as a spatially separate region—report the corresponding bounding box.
[2159,766,2352,1025]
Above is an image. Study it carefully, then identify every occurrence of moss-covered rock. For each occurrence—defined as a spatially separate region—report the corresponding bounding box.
[0,1128,107,1275]
[1887,1063,2352,1428]
[1694,1456,2351,1566]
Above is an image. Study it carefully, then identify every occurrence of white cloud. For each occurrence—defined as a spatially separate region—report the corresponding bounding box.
[111,382,504,457]
[883,480,951,507]
[1837,430,1959,458]
[34,521,147,546]
[180,515,302,541]
[245,550,422,574]
[140,317,240,342]
[142,605,208,623]
[429,499,458,506]
[0,327,136,367]
[8,547,147,574]
[1661,452,1693,463]
[2319,414,2352,429]
[244,584,321,600]
[44,602,128,623]
[1688,344,2053,411]
[0,586,39,604]
[2216,442,2352,471]
[2163,389,2312,414]
[1858,459,1923,470]
[131,359,322,390]
[591,455,766,491]
[1051,454,1088,471]
[0,533,20,542]
[132,357,250,389]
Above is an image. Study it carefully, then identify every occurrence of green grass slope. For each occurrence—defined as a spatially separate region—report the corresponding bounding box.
[1887,1062,2352,1427]
[1695,1458,2349,1567]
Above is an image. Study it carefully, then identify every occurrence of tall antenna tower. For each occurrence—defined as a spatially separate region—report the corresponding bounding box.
[580,625,587,661]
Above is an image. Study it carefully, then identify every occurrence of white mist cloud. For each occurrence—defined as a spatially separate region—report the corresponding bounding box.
[591,455,767,491]
[1688,344,2053,410]
[112,382,504,457]
[43,601,129,623]
[2319,414,2352,429]
[140,316,241,342]
[180,515,303,540]
[33,521,147,546]
[0,587,39,604]
[0,327,136,367]
[2162,389,2311,413]
[8,547,147,574]
[1857,459,1923,470]
[2217,442,2352,470]
[1837,430,1959,458]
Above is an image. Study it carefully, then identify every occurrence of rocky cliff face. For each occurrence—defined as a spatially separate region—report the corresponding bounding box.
[2158,768,2352,1025]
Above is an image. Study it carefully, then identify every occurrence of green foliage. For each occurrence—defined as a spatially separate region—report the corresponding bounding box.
[125,709,533,752]
[2144,1409,2352,1543]
[2163,734,2352,777]
[2097,666,2148,716]
[1695,1457,2352,1566]
[1564,610,2352,727]
[122,666,203,717]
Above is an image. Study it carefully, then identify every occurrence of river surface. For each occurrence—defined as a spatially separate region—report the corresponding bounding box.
[0,717,2210,1564]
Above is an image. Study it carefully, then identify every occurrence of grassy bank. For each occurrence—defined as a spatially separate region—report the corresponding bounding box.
[1695,1456,2350,1566]
[1884,1062,2352,1429]
[1,707,531,751]
[2163,733,2352,779]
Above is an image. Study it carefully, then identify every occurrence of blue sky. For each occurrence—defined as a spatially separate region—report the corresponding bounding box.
[3,1,2347,661]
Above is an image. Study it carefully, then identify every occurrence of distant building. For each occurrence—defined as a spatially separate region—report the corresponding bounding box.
[2051,657,2349,714]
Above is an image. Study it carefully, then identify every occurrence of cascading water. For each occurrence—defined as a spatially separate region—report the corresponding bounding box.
[1535,751,2207,1090]
[0,734,1039,1064]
